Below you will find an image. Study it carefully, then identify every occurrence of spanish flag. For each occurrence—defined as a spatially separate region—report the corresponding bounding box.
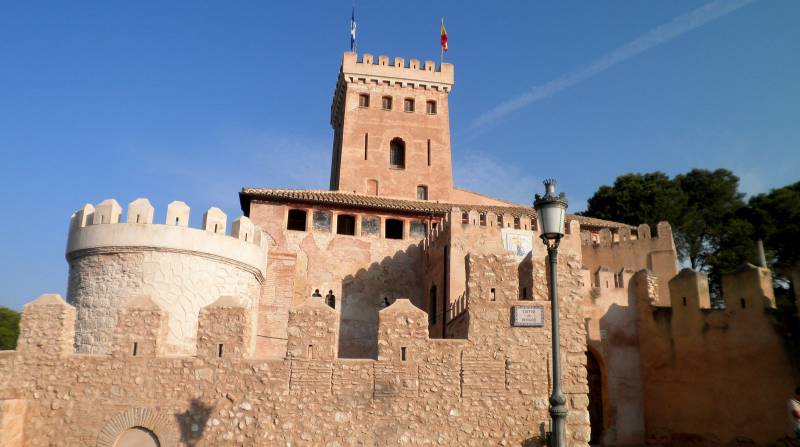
[440,18,448,52]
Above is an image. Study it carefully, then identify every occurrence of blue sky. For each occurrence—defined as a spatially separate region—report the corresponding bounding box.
[1,1,798,310]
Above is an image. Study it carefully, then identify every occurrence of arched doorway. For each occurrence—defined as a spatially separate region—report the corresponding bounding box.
[114,427,160,447]
[586,350,605,444]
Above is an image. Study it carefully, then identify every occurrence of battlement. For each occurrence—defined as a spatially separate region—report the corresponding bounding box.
[341,52,454,91]
[580,221,673,249]
[67,198,266,277]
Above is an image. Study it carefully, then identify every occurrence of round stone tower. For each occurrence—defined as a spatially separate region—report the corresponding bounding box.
[65,198,266,355]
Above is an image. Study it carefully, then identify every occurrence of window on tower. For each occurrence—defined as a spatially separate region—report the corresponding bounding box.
[404,98,415,112]
[426,100,437,114]
[382,96,392,110]
[389,138,405,169]
[358,94,370,108]
[417,185,428,200]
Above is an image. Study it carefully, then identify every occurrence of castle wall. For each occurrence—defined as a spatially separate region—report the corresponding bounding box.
[0,252,591,447]
[66,199,266,356]
[581,269,646,445]
[249,201,428,359]
[580,222,677,306]
[634,266,799,444]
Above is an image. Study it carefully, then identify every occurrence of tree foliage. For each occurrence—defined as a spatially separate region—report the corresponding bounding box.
[747,181,800,271]
[0,306,20,350]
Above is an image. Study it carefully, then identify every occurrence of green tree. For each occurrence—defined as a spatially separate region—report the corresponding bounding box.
[0,306,21,350]
[747,181,800,271]
[582,172,686,230]
[582,168,752,297]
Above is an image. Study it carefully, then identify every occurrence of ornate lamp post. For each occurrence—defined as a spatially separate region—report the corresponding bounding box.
[533,179,568,447]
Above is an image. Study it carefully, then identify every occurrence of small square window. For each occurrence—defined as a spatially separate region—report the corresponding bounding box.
[426,100,437,114]
[382,96,392,110]
[404,98,415,113]
[416,185,428,200]
[358,94,370,108]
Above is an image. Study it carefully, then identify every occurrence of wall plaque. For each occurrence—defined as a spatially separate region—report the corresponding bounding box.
[512,305,544,327]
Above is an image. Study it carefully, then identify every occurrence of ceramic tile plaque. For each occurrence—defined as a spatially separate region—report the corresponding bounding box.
[512,305,544,327]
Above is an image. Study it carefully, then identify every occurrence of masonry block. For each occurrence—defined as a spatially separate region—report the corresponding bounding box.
[203,207,227,235]
[286,297,339,361]
[112,296,168,358]
[92,199,121,225]
[377,298,428,362]
[722,263,775,310]
[197,296,252,360]
[17,294,75,357]
[69,203,94,231]
[165,200,189,226]
[232,216,255,243]
[669,268,710,310]
[126,198,154,224]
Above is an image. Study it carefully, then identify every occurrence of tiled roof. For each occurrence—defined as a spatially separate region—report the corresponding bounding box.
[239,188,630,229]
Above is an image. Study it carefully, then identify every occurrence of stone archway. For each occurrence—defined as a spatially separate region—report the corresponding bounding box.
[96,408,176,447]
[114,427,160,447]
[586,349,605,444]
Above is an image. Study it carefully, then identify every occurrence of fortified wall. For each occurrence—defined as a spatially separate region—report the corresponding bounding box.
[0,253,590,447]
[633,264,799,445]
[66,198,266,355]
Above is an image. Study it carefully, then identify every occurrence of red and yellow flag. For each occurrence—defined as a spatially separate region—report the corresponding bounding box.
[440,18,448,52]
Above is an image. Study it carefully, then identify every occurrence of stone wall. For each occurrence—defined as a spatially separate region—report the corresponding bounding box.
[0,252,590,446]
[634,265,800,444]
[249,201,426,359]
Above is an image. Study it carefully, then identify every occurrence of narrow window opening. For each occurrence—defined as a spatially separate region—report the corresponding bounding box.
[217,343,224,358]
[682,297,687,307]
[605,281,609,288]
[490,288,496,301]
[479,213,486,226]
[498,215,504,228]
[214,223,218,233]
[136,214,140,223]
[308,344,314,359]
[287,209,307,231]
[389,138,405,169]
[364,133,369,160]
[417,185,428,201]
[175,217,180,225]
[427,139,431,166]
[244,233,248,242]
[522,287,528,300]
[740,298,746,309]
[132,342,138,356]
[426,100,437,114]
[401,346,407,361]
[336,214,356,235]
[101,215,107,224]
[385,219,404,240]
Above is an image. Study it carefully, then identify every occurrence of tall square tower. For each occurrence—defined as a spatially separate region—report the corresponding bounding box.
[329,52,455,201]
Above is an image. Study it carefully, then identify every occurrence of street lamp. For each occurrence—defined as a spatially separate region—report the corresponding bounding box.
[533,179,568,447]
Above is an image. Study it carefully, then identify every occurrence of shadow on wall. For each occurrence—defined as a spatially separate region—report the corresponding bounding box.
[175,399,214,447]
[338,243,424,359]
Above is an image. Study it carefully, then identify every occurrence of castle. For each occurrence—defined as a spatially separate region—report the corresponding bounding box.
[0,51,797,447]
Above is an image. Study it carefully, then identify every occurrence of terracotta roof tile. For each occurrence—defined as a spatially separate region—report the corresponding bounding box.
[239,188,630,229]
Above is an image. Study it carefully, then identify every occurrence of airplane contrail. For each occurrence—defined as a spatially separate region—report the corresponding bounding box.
[466,0,757,137]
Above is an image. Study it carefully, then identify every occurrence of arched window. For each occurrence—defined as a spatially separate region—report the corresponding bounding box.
[287,209,307,231]
[389,138,405,169]
[417,185,428,200]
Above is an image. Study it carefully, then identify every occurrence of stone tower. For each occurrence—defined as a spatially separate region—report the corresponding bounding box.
[329,52,455,201]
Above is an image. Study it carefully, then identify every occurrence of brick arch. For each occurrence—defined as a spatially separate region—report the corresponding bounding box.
[96,407,177,447]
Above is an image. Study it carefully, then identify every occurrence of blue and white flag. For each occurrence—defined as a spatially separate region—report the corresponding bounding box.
[350,7,357,51]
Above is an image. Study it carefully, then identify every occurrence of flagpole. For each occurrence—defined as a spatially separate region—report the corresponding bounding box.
[440,17,444,64]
